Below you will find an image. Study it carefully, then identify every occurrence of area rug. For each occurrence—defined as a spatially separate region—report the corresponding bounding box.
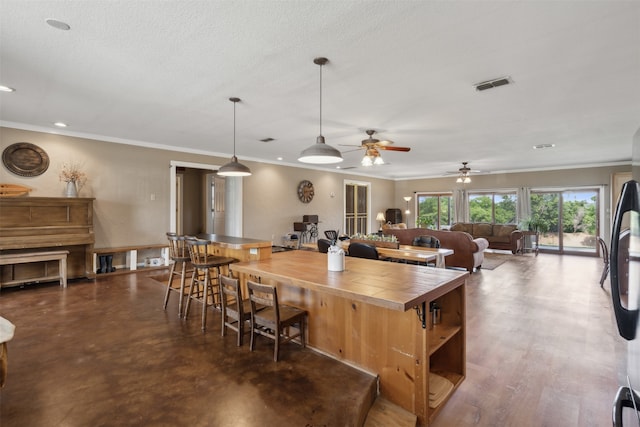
[479,253,512,270]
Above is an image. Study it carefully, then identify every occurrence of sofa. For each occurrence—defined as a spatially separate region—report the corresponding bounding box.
[450,223,522,254]
[382,228,489,272]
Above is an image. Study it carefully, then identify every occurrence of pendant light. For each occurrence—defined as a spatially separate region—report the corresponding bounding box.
[298,57,343,164]
[218,97,252,177]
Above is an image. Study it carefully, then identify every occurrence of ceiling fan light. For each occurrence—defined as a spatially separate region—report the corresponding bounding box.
[361,155,373,167]
[456,177,463,183]
[373,155,385,165]
[298,135,344,164]
[464,176,471,183]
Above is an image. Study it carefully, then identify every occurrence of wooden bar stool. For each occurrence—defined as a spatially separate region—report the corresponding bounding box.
[293,222,309,244]
[163,233,192,317]
[247,280,307,361]
[184,238,236,331]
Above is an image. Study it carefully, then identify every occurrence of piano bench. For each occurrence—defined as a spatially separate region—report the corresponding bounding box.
[0,250,69,289]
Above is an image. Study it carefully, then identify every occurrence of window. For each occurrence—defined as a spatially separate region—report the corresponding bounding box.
[468,192,517,224]
[416,193,454,229]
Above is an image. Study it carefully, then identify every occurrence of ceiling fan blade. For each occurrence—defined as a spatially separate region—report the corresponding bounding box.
[376,139,395,146]
[338,143,364,147]
[379,146,410,152]
[445,169,482,175]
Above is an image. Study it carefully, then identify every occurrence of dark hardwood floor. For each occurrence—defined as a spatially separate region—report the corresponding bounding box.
[432,252,622,427]
[0,270,377,427]
[0,252,623,426]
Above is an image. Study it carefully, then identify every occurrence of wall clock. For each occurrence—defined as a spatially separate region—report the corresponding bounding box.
[297,180,314,203]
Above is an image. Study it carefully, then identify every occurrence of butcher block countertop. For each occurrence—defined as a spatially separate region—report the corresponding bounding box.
[231,250,467,312]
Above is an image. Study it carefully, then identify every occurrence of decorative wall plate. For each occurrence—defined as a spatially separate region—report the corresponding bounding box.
[2,142,50,177]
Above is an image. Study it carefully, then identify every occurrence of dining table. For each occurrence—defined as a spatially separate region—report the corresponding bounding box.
[302,241,454,269]
[376,246,454,269]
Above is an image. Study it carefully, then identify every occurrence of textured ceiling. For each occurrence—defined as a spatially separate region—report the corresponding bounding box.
[1,1,639,179]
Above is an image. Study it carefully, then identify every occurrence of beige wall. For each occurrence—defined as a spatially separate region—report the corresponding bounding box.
[1,126,629,247]
[0,127,222,247]
[394,165,631,236]
[0,127,394,247]
[239,160,395,244]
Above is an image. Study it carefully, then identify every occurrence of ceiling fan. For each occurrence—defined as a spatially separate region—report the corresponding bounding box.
[340,129,411,167]
[445,162,483,174]
[445,161,482,183]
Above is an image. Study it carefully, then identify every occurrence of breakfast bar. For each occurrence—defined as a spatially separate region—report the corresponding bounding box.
[196,233,272,262]
[231,250,468,426]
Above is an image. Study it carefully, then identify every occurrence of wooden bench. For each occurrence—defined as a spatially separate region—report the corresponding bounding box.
[0,250,69,288]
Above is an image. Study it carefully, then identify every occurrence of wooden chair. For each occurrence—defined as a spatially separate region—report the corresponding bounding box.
[348,242,379,260]
[324,230,338,242]
[412,235,441,248]
[411,235,441,266]
[184,238,236,330]
[597,236,609,287]
[220,274,253,346]
[247,281,307,361]
[317,238,332,253]
[163,233,192,317]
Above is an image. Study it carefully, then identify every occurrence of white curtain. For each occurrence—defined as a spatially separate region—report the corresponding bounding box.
[517,187,531,224]
[454,189,468,223]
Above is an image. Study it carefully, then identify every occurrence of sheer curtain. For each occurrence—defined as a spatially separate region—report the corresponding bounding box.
[517,187,531,224]
[454,189,468,223]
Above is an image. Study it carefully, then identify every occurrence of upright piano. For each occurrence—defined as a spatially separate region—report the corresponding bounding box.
[0,197,95,287]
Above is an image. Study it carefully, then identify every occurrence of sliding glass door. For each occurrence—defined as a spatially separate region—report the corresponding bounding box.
[530,189,598,254]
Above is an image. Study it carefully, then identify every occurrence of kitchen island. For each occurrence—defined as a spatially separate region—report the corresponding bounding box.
[196,233,272,262]
[230,250,468,426]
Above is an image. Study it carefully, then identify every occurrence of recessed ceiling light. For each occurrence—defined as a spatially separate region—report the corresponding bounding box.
[0,85,15,92]
[533,143,555,150]
[46,19,71,31]
[276,157,283,161]
[54,122,68,127]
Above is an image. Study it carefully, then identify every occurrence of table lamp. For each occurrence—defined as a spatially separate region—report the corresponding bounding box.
[376,212,386,232]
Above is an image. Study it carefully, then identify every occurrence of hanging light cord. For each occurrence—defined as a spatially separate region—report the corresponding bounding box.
[319,61,323,137]
[233,100,236,156]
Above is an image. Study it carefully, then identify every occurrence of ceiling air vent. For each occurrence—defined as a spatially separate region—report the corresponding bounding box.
[474,76,512,91]
[259,138,275,143]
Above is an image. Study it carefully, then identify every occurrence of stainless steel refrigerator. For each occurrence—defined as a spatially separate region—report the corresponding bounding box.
[610,128,640,426]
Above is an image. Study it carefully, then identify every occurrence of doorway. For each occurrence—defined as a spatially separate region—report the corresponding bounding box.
[344,181,371,235]
[169,160,244,237]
